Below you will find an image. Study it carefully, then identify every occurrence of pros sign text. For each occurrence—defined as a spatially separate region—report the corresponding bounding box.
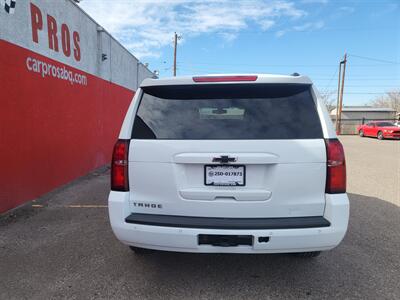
[30,3,81,61]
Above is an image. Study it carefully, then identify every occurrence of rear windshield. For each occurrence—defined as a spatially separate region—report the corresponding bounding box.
[132,84,323,139]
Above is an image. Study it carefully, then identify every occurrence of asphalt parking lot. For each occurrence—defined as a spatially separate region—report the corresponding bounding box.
[0,136,399,299]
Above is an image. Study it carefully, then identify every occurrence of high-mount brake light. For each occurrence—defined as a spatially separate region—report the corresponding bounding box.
[111,139,130,191]
[325,139,346,194]
[192,75,258,83]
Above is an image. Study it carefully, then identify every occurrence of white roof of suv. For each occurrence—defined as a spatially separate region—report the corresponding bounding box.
[141,74,313,87]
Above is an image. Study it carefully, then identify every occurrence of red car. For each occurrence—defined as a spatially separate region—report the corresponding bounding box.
[357,121,400,140]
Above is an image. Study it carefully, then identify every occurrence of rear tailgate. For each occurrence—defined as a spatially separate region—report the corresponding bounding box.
[128,83,326,218]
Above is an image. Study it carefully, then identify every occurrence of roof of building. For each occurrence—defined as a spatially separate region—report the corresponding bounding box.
[330,106,396,114]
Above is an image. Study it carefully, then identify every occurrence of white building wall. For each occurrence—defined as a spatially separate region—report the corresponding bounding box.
[0,0,154,90]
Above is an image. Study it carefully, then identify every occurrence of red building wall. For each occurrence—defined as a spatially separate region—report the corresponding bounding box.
[0,40,134,213]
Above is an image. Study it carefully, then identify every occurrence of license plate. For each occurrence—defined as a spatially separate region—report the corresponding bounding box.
[204,165,245,186]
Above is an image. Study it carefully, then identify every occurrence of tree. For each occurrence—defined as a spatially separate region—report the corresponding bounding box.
[370,89,400,113]
[319,90,336,112]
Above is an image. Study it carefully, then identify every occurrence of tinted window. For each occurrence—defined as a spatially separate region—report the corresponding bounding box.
[132,84,323,139]
[376,122,394,127]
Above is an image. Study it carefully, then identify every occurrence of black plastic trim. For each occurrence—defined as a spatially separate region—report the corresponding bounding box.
[125,213,331,229]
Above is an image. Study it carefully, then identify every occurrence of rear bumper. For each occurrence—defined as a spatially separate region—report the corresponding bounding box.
[108,193,349,253]
[125,213,331,229]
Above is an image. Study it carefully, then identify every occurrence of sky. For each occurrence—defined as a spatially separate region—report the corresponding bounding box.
[80,0,400,106]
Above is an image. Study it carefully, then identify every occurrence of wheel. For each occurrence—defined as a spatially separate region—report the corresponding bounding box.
[377,131,384,140]
[293,251,321,258]
[129,246,153,254]
[359,130,364,137]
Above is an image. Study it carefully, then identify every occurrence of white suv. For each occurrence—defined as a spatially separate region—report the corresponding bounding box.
[108,74,349,257]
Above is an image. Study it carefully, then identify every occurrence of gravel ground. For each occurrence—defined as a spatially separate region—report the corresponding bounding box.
[0,136,399,300]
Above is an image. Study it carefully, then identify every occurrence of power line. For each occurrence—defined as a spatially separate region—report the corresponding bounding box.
[348,53,400,65]
[322,66,339,92]
[179,61,397,67]
[176,68,399,80]
[207,26,395,35]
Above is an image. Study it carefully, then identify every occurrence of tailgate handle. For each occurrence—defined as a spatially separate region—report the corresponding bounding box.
[212,155,237,163]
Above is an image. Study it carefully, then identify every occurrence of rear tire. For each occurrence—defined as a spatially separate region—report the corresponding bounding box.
[129,246,153,254]
[377,131,384,140]
[293,251,321,258]
[359,130,364,137]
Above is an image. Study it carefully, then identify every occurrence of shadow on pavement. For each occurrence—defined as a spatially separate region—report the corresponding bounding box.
[0,193,399,299]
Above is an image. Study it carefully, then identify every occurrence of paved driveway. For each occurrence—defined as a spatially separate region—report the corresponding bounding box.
[0,136,399,299]
[341,135,400,205]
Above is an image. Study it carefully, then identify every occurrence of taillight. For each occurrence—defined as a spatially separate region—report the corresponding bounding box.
[325,139,346,194]
[111,139,130,191]
[192,75,258,82]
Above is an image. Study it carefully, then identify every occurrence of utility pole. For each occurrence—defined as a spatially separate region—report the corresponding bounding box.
[337,53,347,135]
[336,53,347,135]
[173,32,178,76]
[173,32,181,77]
[335,61,342,133]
